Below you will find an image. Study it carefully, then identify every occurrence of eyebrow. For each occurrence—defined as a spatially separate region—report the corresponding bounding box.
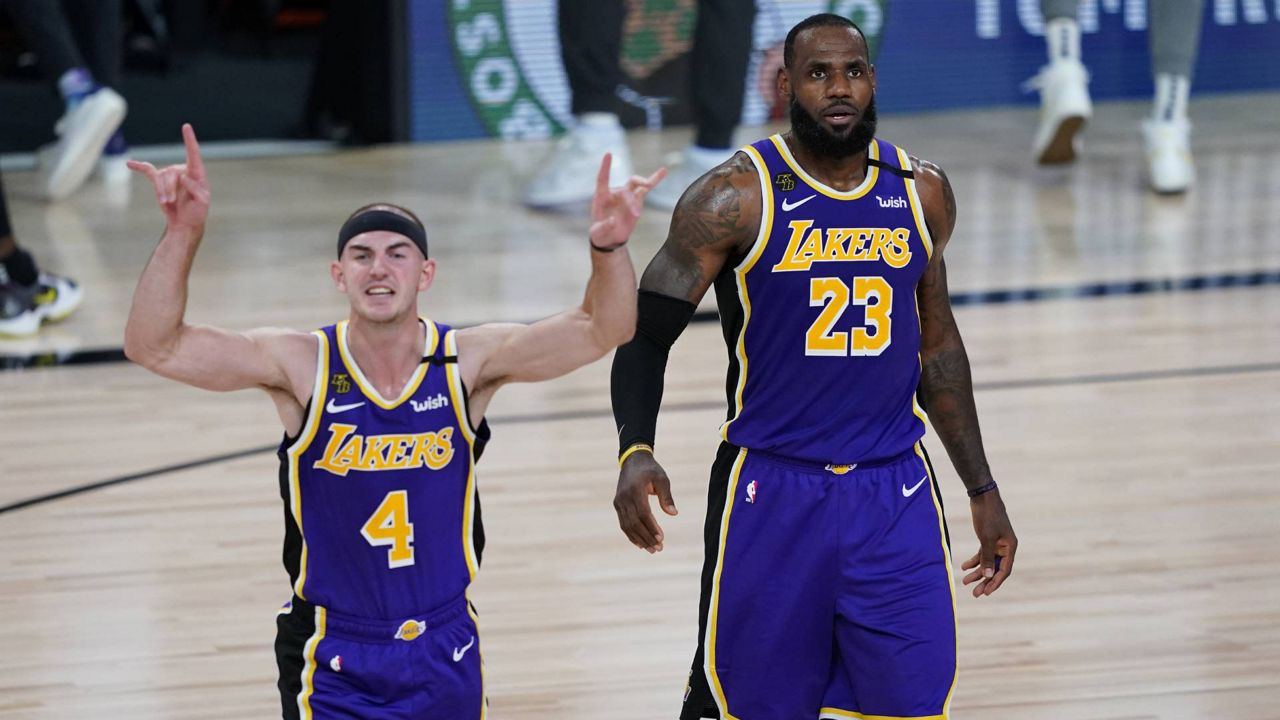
[807,58,868,69]
[348,240,412,254]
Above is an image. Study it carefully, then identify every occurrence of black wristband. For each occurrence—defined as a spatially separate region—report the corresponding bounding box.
[591,242,623,253]
[967,481,998,498]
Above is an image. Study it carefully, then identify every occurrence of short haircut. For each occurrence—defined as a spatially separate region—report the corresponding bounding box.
[784,13,866,69]
[345,203,425,228]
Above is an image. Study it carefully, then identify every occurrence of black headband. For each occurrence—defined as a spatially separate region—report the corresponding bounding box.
[337,210,429,259]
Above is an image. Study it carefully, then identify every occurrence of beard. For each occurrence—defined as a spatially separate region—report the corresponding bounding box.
[789,93,877,159]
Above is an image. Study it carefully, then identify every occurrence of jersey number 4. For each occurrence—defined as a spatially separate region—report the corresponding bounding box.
[807,276,893,356]
[362,490,415,568]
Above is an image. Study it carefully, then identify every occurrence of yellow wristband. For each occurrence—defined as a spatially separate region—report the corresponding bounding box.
[618,443,654,466]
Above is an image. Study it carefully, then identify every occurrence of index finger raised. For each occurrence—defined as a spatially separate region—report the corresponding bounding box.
[182,123,206,180]
[596,153,613,195]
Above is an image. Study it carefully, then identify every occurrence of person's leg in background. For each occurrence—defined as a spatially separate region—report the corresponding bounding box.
[1029,0,1091,164]
[7,0,127,200]
[0,171,83,337]
[65,0,130,183]
[1144,0,1204,194]
[645,0,756,210]
[525,0,633,208]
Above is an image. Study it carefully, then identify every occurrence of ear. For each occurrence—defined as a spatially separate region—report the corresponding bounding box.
[331,260,346,293]
[418,258,437,292]
[870,63,877,91]
[777,65,791,101]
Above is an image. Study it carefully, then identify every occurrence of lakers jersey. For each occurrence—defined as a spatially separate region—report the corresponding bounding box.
[277,319,489,620]
[715,135,933,464]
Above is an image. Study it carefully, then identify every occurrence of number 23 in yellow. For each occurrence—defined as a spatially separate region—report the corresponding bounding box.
[362,490,415,568]
[806,276,893,356]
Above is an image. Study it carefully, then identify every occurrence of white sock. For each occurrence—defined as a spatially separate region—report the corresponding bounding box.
[688,144,735,165]
[1152,74,1190,123]
[1045,18,1081,63]
[577,112,622,132]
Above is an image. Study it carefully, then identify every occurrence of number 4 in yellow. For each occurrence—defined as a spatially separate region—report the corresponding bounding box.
[362,490,415,568]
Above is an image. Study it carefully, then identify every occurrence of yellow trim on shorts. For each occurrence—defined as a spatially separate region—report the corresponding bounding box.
[915,441,959,717]
[466,592,488,720]
[335,318,438,409]
[769,133,880,200]
[297,605,327,719]
[286,330,329,599]
[719,145,773,442]
[703,447,749,720]
[819,709,946,720]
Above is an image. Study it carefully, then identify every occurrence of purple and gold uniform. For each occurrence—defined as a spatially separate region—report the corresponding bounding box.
[274,319,490,720]
[682,136,958,719]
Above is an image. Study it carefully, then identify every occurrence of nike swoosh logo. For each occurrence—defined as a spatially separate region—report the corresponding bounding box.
[902,477,927,498]
[452,635,475,662]
[781,193,817,212]
[326,398,365,414]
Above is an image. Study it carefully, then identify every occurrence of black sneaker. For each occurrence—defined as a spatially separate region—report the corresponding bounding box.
[0,273,83,337]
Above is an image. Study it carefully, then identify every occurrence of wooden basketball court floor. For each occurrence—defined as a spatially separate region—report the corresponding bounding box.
[1,93,1278,719]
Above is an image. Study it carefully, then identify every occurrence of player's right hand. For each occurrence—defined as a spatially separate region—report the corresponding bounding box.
[127,123,210,231]
[614,451,678,554]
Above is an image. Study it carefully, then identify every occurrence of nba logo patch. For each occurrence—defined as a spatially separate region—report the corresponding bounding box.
[745,480,757,504]
[329,655,342,672]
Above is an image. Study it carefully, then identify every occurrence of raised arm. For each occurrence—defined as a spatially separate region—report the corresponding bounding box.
[912,157,1017,597]
[123,125,313,413]
[454,155,667,419]
[610,152,762,553]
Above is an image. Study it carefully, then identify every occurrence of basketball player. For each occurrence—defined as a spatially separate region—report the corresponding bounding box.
[609,15,1017,719]
[124,124,665,719]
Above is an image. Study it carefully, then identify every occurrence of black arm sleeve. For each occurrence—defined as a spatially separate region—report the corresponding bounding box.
[610,289,698,455]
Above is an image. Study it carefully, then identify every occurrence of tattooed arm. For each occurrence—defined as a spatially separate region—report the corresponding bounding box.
[913,156,1018,597]
[610,153,762,553]
[638,152,762,301]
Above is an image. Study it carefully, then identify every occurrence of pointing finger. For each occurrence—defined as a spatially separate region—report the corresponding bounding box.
[182,123,206,181]
[596,153,612,194]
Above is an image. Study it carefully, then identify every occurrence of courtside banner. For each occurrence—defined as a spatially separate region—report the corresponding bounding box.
[408,0,1280,142]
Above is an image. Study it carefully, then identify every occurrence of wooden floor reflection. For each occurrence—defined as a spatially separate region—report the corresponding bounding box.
[2,93,1278,719]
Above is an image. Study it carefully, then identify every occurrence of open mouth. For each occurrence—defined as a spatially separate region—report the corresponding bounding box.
[366,287,395,297]
[823,106,858,125]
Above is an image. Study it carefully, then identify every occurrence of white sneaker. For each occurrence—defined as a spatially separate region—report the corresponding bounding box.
[0,284,40,338]
[34,272,83,323]
[97,153,131,185]
[645,145,736,211]
[525,118,632,208]
[1143,118,1194,194]
[1025,60,1092,165]
[37,87,128,201]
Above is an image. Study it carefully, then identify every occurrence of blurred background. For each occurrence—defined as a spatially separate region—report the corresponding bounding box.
[1,2,1278,719]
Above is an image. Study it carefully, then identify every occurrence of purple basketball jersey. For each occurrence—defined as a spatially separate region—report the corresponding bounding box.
[717,135,933,464]
[277,319,483,620]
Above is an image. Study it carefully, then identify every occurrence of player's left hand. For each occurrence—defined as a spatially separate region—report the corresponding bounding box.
[588,154,666,251]
[962,488,1017,597]
[127,123,210,231]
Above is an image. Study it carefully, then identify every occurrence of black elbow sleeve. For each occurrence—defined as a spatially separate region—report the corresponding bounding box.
[610,290,698,454]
